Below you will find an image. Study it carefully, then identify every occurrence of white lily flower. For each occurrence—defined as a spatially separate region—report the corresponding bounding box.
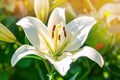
[98,3,120,26]
[11,7,104,76]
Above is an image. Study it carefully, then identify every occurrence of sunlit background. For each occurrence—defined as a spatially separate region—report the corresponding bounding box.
[0,0,120,80]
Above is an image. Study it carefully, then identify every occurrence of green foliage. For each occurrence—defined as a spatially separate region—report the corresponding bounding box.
[86,22,112,54]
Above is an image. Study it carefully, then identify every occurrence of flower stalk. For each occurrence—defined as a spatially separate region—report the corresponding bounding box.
[43,60,51,73]
[14,40,22,46]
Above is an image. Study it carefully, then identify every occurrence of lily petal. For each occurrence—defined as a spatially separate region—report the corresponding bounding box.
[106,15,120,26]
[65,16,96,51]
[48,8,66,36]
[17,17,53,50]
[72,46,104,67]
[46,52,72,76]
[11,45,45,67]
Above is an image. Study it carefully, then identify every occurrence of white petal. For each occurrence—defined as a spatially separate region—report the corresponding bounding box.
[65,16,96,51]
[106,15,120,26]
[72,46,104,67]
[46,52,72,76]
[109,24,120,33]
[11,45,45,67]
[48,8,66,36]
[17,17,53,50]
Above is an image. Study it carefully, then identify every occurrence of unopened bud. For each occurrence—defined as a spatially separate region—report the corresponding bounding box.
[34,0,49,23]
[0,23,16,43]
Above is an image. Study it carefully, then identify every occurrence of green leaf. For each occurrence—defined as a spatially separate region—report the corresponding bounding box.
[0,72,9,80]
[18,58,32,68]
[70,72,79,80]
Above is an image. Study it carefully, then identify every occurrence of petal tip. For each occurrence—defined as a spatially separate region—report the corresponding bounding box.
[11,63,15,67]
[11,58,16,67]
[99,57,104,68]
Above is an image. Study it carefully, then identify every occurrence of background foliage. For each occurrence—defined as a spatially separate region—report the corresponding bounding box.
[0,0,120,80]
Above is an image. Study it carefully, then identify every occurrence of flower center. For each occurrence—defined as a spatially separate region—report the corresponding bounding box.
[51,24,67,55]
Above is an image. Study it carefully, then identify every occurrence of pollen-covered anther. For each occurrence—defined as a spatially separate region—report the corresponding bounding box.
[63,26,67,37]
[58,35,61,40]
[52,25,56,38]
[52,31,54,38]
[52,25,56,31]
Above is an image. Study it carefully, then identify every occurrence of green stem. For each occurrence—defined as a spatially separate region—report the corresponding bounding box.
[79,63,95,80]
[79,70,90,80]
[43,60,55,80]
[43,60,51,73]
[36,63,45,80]
[109,33,117,48]
[14,40,22,46]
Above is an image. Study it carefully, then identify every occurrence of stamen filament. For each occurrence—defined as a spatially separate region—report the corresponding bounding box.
[54,24,60,52]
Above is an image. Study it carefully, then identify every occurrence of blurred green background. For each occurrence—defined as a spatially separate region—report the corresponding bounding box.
[0,0,120,80]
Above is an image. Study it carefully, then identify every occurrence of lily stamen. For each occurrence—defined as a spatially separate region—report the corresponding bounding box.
[52,25,56,38]
[63,27,67,37]
[58,35,61,40]
[52,31,54,38]
[52,25,56,31]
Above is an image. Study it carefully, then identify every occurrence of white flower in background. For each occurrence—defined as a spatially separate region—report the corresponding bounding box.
[98,3,120,26]
[11,7,104,76]
[98,3,120,33]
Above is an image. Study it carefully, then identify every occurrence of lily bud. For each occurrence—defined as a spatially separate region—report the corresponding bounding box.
[34,0,49,23]
[0,23,16,43]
